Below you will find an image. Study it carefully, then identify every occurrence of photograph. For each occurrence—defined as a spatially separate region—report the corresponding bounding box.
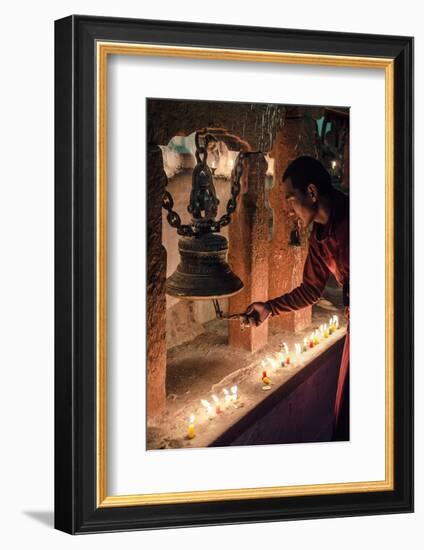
[52,14,413,534]
[146,98,350,450]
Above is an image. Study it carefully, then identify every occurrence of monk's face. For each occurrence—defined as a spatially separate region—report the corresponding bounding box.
[282,177,318,227]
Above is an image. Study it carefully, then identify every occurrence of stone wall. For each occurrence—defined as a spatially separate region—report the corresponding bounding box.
[228,153,269,352]
[267,116,319,333]
[146,146,167,419]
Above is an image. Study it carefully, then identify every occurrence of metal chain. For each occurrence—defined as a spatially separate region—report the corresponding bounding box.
[162,189,195,237]
[210,151,246,231]
[161,132,262,235]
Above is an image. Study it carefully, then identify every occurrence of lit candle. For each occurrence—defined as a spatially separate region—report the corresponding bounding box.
[231,385,238,402]
[313,330,319,345]
[309,332,315,348]
[334,315,339,329]
[262,370,271,386]
[269,357,278,373]
[201,399,213,418]
[260,361,271,385]
[303,337,308,352]
[223,388,232,406]
[324,323,329,338]
[281,342,290,365]
[329,317,335,334]
[295,343,301,356]
[187,414,195,439]
[212,394,222,415]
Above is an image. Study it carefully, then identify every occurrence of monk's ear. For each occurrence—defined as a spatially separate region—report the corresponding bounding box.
[307,183,319,203]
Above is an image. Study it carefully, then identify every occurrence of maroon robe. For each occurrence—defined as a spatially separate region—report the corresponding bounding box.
[266,190,349,437]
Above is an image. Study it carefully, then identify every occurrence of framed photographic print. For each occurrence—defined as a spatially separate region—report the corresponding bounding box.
[54,15,414,533]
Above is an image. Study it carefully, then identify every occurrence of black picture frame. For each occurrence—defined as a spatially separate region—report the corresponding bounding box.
[55,15,414,534]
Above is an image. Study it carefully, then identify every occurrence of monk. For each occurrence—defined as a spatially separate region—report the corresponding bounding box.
[244,155,350,441]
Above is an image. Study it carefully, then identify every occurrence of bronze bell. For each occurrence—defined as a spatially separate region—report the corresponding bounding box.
[289,220,301,247]
[165,233,243,299]
[163,131,245,300]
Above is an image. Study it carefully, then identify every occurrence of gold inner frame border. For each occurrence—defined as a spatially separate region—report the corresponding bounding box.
[96,42,395,508]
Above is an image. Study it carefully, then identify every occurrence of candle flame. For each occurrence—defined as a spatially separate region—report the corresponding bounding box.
[212,394,219,404]
[189,414,195,424]
[231,385,238,395]
[223,388,231,402]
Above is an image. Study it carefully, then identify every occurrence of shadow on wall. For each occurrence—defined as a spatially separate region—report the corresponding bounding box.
[22,511,54,529]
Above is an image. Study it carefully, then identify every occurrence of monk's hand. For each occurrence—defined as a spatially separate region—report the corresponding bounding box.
[243,302,272,327]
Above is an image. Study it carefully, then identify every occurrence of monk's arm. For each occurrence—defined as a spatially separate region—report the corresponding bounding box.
[266,240,330,315]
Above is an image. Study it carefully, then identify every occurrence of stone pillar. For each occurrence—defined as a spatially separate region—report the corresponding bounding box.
[268,117,318,333]
[228,153,269,352]
[147,146,167,420]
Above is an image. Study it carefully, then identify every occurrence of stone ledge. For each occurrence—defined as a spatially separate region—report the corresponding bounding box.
[147,311,346,450]
[211,336,345,447]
